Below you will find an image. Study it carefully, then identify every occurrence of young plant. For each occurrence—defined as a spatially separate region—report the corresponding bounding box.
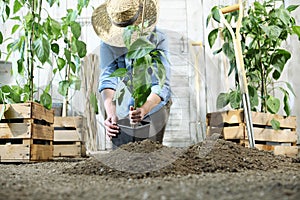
[0,0,89,117]
[53,6,88,116]
[110,25,167,109]
[207,0,300,119]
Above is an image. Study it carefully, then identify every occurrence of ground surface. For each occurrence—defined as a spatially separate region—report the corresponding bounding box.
[0,138,300,200]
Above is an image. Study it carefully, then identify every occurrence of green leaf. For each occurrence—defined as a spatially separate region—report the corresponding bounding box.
[253,1,265,12]
[5,3,10,18]
[229,90,241,109]
[64,49,71,63]
[44,84,51,93]
[57,57,66,71]
[271,49,291,80]
[123,25,137,48]
[228,60,236,76]
[1,85,11,94]
[50,19,62,39]
[46,0,60,7]
[11,24,20,34]
[58,80,70,97]
[275,7,291,26]
[270,118,280,130]
[286,5,299,12]
[208,28,219,48]
[76,40,87,58]
[283,93,291,116]
[212,6,220,23]
[53,68,58,74]
[51,43,59,54]
[206,13,212,28]
[69,75,81,90]
[110,68,128,78]
[10,16,21,21]
[13,0,22,14]
[260,25,282,38]
[0,32,3,44]
[216,92,229,109]
[248,85,259,109]
[70,21,81,39]
[69,62,76,74]
[66,9,78,23]
[285,82,296,97]
[40,91,52,110]
[34,37,50,64]
[17,59,24,74]
[266,96,280,114]
[222,42,235,60]
[90,92,98,114]
[127,38,155,59]
[292,26,300,39]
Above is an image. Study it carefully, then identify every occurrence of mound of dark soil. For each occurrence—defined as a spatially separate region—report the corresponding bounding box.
[65,138,294,179]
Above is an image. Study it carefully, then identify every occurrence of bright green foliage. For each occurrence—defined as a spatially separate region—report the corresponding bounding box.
[207,0,300,116]
[110,25,168,108]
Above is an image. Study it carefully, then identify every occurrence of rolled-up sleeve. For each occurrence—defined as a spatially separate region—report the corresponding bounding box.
[99,42,118,92]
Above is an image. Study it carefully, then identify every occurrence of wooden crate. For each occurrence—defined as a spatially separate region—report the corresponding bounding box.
[206,109,298,157]
[53,116,86,157]
[0,102,54,162]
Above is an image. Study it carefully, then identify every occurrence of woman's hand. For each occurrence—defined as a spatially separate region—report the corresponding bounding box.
[104,115,119,139]
[129,106,145,124]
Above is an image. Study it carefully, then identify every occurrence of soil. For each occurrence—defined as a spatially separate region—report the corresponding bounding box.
[0,137,299,200]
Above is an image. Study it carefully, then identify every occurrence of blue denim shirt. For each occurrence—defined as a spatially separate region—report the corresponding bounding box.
[99,28,171,117]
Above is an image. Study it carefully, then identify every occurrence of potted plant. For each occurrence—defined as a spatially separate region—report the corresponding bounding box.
[109,24,168,143]
[206,0,300,156]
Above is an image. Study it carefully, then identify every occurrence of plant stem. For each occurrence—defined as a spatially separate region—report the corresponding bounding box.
[257,35,267,113]
[140,0,147,35]
[62,36,71,117]
[29,0,36,101]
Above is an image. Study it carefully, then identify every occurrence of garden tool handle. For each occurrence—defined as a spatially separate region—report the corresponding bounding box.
[220,4,240,14]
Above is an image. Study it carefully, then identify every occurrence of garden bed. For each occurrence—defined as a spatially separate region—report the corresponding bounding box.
[0,138,299,199]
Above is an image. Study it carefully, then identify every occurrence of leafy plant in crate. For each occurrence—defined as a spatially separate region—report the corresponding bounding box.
[207,0,300,128]
[110,24,168,134]
[0,0,62,161]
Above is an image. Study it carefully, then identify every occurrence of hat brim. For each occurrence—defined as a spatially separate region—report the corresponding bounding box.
[92,0,159,47]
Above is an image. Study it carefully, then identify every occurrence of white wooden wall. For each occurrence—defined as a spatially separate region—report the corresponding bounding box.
[1,0,300,148]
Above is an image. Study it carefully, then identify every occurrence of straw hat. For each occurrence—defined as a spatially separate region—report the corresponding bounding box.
[92,0,159,47]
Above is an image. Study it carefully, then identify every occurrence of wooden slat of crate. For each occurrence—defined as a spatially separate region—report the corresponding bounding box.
[0,139,52,162]
[245,127,297,143]
[208,124,297,143]
[54,130,80,142]
[207,125,245,140]
[53,142,81,157]
[0,119,53,140]
[53,116,85,157]
[0,102,54,124]
[54,116,83,128]
[206,109,244,126]
[0,144,30,162]
[243,143,299,157]
[251,112,296,130]
[207,110,297,130]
